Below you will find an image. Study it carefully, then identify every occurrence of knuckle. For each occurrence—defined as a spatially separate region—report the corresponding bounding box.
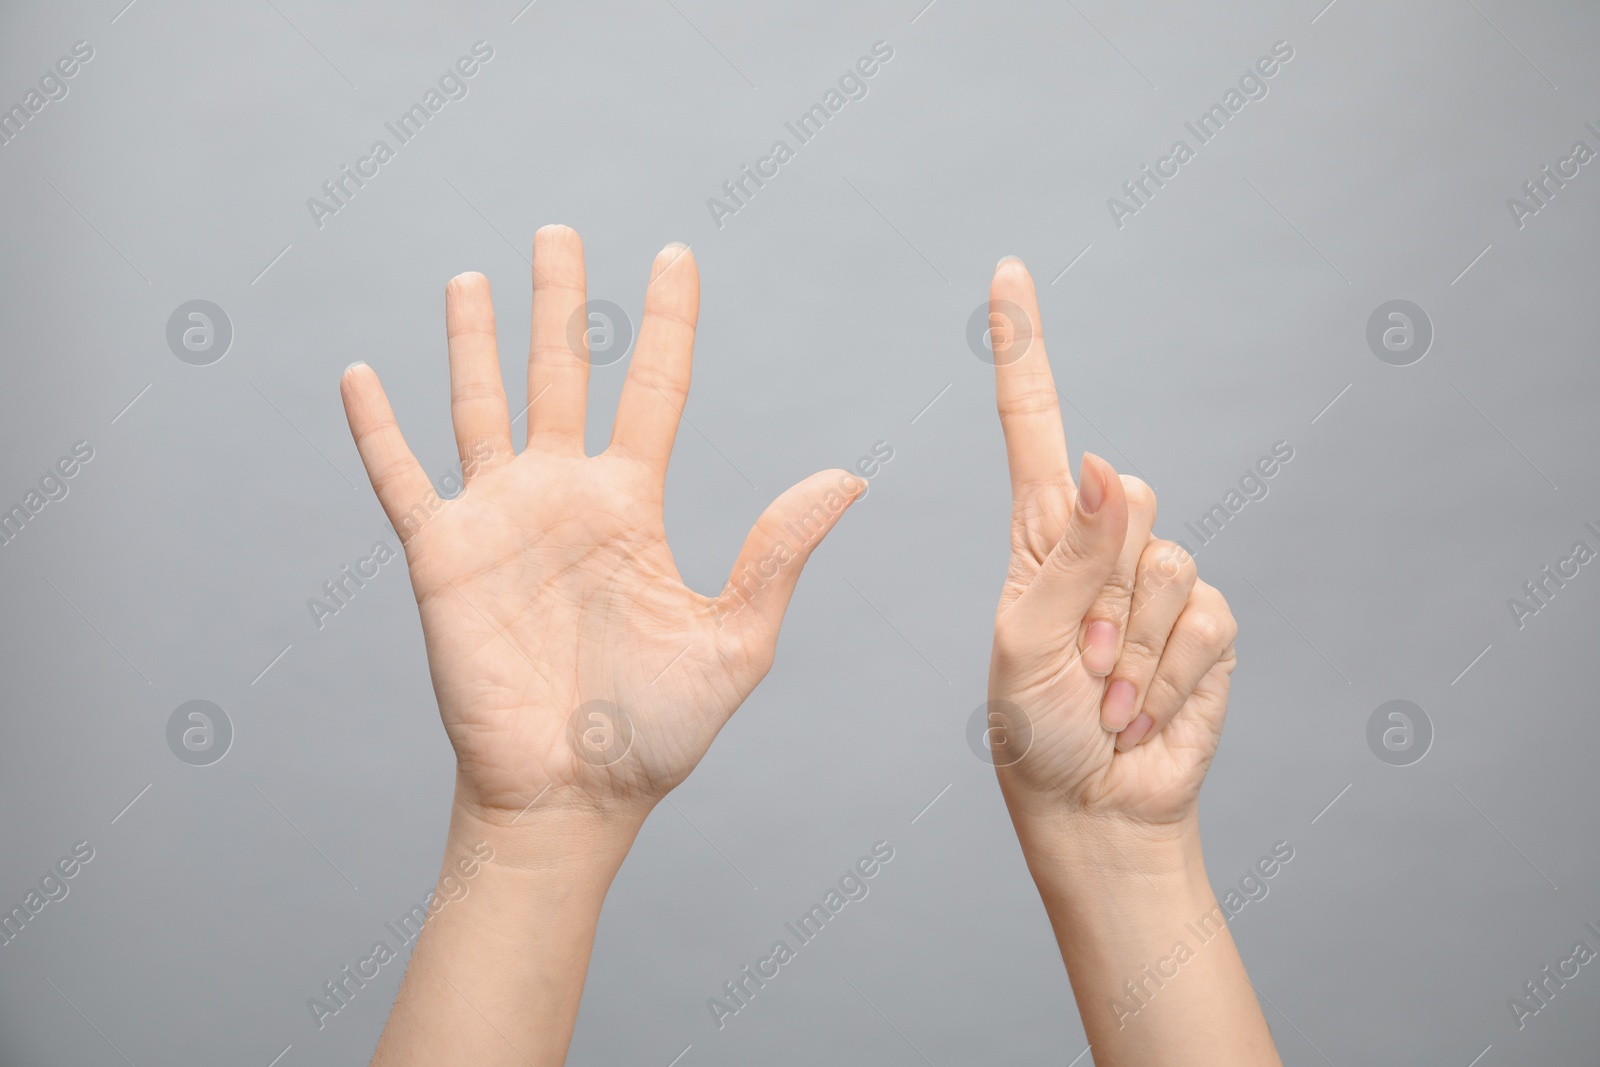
[643,305,697,333]
[450,381,505,405]
[1120,475,1157,516]
[1184,612,1227,650]
[1119,632,1164,669]
[1143,672,1183,720]
[1096,570,1138,603]
[1144,539,1196,585]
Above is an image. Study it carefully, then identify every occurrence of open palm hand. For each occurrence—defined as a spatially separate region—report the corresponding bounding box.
[341,227,860,821]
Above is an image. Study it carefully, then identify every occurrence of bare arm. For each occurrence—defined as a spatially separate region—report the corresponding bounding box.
[370,791,640,1065]
[983,256,1280,1066]
[341,227,860,1065]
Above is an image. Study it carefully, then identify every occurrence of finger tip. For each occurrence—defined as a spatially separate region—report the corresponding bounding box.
[1079,454,1128,519]
[1081,620,1118,675]
[990,255,1033,297]
[1101,678,1137,731]
[339,361,374,404]
[826,467,869,500]
[1115,713,1154,752]
[651,241,696,276]
[534,223,583,255]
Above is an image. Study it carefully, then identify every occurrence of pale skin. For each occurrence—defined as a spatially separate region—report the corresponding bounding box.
[339,226,1278,1065]
[986,256,1281,1065]
[340,226,863,1066]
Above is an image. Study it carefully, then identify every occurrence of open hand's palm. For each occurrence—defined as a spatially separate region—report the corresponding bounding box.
[342,228,858,819]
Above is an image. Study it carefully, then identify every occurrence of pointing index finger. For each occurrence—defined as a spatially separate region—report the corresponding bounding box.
[991,257,1072,497]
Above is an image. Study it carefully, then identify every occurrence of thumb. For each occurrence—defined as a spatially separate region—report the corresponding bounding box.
[713,468,865,648]
[1013,452,1129,638]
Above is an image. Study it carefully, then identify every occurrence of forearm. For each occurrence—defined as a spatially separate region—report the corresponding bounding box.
[371,778,644,1066]
[1001,788,1280,1067]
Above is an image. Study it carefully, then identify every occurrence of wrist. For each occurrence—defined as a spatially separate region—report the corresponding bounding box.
[998,780,1210,902]
[445,775,646,880]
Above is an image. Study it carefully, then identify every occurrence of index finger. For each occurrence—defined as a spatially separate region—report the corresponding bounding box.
[990,257,1071,496]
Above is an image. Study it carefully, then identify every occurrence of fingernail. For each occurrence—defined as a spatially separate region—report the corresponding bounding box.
[1084,620,1118,675]
[1115,713,1153,752]
[1078,455,1105,514]
[996,255,1025,270]
[653,243,692,277]
[343,361,367,375]
[1102,679,1136,731]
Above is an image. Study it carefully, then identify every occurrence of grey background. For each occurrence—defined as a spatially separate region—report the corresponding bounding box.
[1,0,1597,1064]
